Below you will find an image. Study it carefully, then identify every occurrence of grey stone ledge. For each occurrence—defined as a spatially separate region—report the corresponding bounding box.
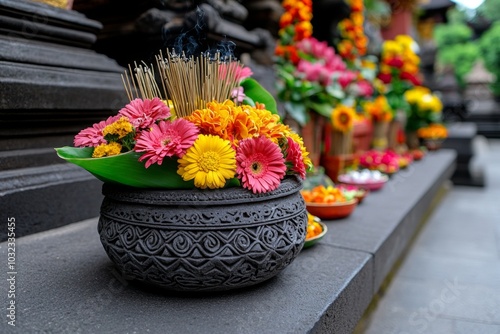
[0,150,457,334]
[0,162,96,196]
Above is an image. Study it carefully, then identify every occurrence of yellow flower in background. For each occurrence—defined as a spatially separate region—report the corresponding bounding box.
[418,94,443,112]
[177,134,237,189]
[373,78,388,94]
[92,142,122,158]
[404,86,429,105]
[331,105,356,133]
[351,11,364,26]
[361,59,377,70]
[382,40,403,57]
[395,35,414,49]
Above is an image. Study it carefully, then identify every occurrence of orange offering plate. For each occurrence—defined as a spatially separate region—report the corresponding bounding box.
[305,199,358,220]
[304,215,327,248]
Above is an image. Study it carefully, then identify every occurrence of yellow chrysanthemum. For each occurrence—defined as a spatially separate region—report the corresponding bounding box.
[404,86,430,104]
[418,94,443,113]
[92,142,122,158]
[382,40,403,57]
[395,35,414,49]
[177,134,236,189]
[331,105,356,133]
[102,116,133,139]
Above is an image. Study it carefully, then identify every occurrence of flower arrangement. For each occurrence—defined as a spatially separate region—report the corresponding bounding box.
[417,123,448,150]
[362,95,394,150]
[404,86,444,132]
[363,95,393,123]
[337,0,369,63]
[377,35,422,115]
[275,0,373,126]
[325,104,357,156]
[57,51,311,194]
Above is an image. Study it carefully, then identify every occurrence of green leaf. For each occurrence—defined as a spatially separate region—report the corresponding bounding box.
[55,147,195,188]
[326,85,345,99]
[56,147,241,189]
[308,102,333,119]
[241,78,278,114]
[284,102,308,126]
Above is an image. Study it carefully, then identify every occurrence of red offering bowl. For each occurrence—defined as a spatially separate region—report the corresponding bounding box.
[305,199,358,220]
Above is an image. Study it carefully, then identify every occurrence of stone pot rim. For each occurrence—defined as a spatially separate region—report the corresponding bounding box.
[102,175,303,206]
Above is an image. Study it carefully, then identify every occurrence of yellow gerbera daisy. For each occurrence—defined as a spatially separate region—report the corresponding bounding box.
[331,105,356,133]
[177,134,236,189]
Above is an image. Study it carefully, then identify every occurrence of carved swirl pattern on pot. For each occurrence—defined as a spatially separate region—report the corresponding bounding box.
[100,195,306,228]
[98,212,307,291]
[97,180,307,292]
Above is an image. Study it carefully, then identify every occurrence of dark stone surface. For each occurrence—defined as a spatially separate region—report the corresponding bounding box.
[442,123,486,187]
[320,149,457,292]
[0,0,102,47]
[0,152,455,333]
[1,220,372,334]
[0,0,127,233]
[0,164,103,241]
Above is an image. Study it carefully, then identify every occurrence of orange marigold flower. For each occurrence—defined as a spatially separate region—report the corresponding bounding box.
[294,21,313,41]
[349,0,364,12]
[297,6,313,22]
[351,12,364,26]
[279,11,293,28]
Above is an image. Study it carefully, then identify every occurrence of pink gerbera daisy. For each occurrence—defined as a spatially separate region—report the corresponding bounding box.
[285,137,306,179]
[134,118,199,168]
[74,115,120,147]
[236,136,286,194]
[118,97,170,129]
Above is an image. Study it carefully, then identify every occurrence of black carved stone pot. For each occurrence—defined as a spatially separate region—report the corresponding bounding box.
[97,176,307,292]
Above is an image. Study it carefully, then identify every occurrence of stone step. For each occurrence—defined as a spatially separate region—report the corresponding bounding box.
[0,163,102,241]
[0,150,456,333]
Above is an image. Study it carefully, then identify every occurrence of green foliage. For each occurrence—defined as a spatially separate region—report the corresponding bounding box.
[240,78,278,114]
[437,42,480,88]
[477,0,500,22]
[433,22,479,89]
[55,147,240,189]
[434,23,473,48]
[479,22,500,95]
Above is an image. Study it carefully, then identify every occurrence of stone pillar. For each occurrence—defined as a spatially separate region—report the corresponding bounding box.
[0,0,128,240]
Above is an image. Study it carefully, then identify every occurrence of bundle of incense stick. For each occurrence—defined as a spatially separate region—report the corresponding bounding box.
[121,50,243,118]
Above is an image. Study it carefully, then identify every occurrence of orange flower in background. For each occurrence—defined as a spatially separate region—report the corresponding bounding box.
[338,40,355,60]
[348,0,364,12]
[337,0,367,59]
[363,96,393,123]
[295,21,313,40]
[279,11,293,28]
[275,45,300,64]
[331,105,356,133]
[301,185,347,204]
[418,123,448,139]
